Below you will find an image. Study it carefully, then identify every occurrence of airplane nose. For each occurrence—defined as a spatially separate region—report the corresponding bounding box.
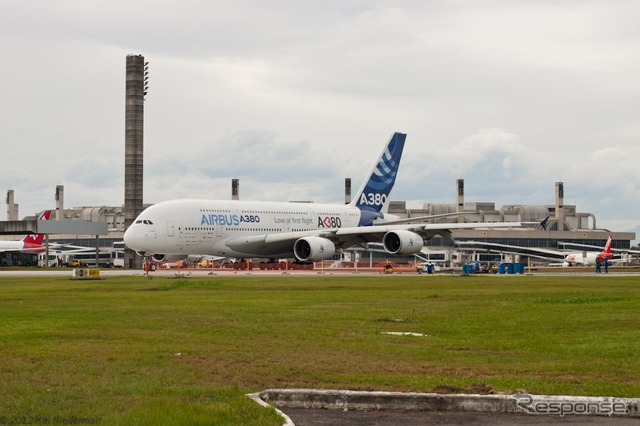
[123,226,136,250]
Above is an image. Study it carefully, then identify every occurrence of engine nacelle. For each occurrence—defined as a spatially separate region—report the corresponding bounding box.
[150,254,188,263]
[293,237,336,262]
[382,230,424,255]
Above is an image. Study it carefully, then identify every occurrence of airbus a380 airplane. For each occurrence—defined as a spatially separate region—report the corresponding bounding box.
[0,210,52,253]
[124,132,522,263]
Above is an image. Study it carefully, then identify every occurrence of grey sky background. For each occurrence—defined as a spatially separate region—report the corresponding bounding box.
[1,1,639,238]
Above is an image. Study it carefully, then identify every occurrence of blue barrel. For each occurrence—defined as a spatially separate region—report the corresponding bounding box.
[499,264,506,274]
[506,263,515,274]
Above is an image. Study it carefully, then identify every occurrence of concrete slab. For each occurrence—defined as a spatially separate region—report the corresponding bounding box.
[249,389,640,424]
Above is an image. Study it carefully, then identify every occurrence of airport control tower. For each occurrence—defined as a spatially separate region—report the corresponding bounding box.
[124,54,148,269]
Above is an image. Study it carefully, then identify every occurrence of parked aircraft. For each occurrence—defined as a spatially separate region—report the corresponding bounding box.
[0,210,52,253]
[456,234,625,267]
[563,235,613,266]
[124,132,523,263]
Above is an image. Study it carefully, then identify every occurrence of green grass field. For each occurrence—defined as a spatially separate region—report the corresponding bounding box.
[1,274,639,424]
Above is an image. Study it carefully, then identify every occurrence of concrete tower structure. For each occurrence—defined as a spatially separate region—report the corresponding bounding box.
[124,54,148,269]
[231,179,240,200]
[456,179,465,213]
[555,181,565,231]
[55,185,64,220]
[6,190,18,221]
[344,178,352,204]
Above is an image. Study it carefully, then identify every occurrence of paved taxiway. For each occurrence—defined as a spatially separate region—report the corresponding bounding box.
[283,408,640,425]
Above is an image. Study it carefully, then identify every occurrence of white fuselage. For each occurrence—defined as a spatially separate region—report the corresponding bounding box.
[0,241,27,251]
[564,251,611,266]
[124,199,364,259]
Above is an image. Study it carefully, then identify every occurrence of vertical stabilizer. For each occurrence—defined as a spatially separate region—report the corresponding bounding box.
[22,210,52,247]
[351,132,406,226]
[603,235,613,254]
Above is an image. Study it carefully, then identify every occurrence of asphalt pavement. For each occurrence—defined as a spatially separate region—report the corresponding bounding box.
[283,408,640,425]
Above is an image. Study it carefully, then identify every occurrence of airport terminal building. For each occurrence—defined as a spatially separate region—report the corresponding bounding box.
[384,180,635,265]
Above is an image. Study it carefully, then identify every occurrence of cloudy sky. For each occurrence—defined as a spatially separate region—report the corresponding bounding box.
[1,1,639,237]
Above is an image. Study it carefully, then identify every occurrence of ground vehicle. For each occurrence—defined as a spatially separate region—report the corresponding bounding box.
[111,241,125,268]
[416,262,440,274]
[37,253,62,267]
[69,252,112,268]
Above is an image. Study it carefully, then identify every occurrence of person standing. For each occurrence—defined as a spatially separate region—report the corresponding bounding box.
[595,257,601,273]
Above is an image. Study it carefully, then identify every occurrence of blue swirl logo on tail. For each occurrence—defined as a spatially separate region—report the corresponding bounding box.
[354,132,406,225]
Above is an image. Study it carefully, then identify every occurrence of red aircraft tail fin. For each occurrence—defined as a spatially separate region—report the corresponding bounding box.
[21,210,52,246]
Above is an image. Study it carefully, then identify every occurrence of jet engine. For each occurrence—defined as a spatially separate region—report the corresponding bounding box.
[150,254,189,263]
[382,230,424,255]
[293,237,336,262]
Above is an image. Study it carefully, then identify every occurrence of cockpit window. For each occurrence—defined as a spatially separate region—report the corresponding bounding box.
[135,220,142,224]
[142,220,154,225]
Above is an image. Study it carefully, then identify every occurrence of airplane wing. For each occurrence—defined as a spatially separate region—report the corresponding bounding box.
[335,222,526,249]
[223,222,524,258]
[372,212,465,226]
